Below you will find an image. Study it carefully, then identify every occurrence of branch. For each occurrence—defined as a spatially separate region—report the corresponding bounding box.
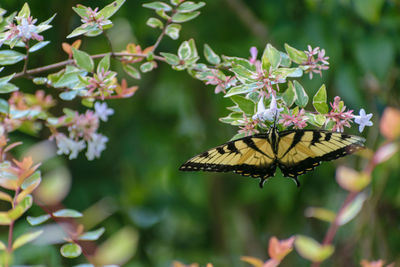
[12,52,166,80]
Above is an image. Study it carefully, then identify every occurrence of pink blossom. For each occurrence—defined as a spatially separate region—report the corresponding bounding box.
[279,109,308,129]
[238,115,259,136]
[205,70,236,94]
[68,110,99,140]
[249,46,258,64]
[326,96,353,132]
[303,45,329,79]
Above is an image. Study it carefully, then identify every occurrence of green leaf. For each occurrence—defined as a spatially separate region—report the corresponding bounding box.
[18,3,31,18]
[12,230,43,250]
[187,39,198,59]
[53,209,83,218]
[79,227,105,241]
[59,90,78,101]
[60,243,82,258]
[160,52,180,65]
[230,65,257,84]
[312,84,328,114]
[0,99,9,114]
[165,23,181,40]
[337,193,367,226]
[279,52,291,67]
[146,17,164,29]
[230,132,246,141]
[0,83,18,93]
[272,67,302,78]
[0,191,12,203]
[178,40,191,60]
[29,41,50,53]
[27,214,51,226]
[0,73,15,86]
[284,43,307,64]
[230,95,255,115]
[170,0,180,5]
[176,1,205,12]
[67,25,91,39]
[225,82,262,97]
[294,235,334,262]
[92,227,138,265]
[142,2,172,11]
[8,195,33,221]
[0,50,25,65]
[262,43,281,72]
[98,0,126,19]
[171,11,200,23]
[33,77,48,85]
[204,44,220,65]
[81,98,94,108]
[293,81,308,107]
[223,56,255,71]
[53,68,87,88]
[305,207,336,223]
[72,48,94,72]
[122,64,141,79]
[139,61,156,73]
[155,9,171,20]
[282,82,296,107]
[0,241,6,251]
[97,55,110,73]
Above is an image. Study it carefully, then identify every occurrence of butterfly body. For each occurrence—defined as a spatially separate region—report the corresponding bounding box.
[179,127,365,188]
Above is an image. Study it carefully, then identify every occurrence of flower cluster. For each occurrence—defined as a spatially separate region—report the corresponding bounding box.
[326,96,354,132]
[205,70,237,94]
[253,95,283,123]
[0,16,43,47]
[79,7,111,31]
[51,102,113,160]
[87,69,117,99]
[302,45,329,79]
[248,47,287,96]
[280,108,308,129]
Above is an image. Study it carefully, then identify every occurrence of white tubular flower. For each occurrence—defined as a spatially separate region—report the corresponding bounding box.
[94,102,114,122]
[252,95,283,122]
[86,133,108,160]
[55,133,86,160]
[17,18,37,39]
[354,108,373,133]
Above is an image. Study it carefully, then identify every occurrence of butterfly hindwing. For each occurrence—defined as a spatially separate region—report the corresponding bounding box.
[179,134,277,183]
[277,130,365,179]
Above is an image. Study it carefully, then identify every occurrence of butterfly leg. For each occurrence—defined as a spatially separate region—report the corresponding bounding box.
[259,177,266,188]
[291,176,301,187]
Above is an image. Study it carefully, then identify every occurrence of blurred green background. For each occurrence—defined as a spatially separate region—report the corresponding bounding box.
[1,0,400,266]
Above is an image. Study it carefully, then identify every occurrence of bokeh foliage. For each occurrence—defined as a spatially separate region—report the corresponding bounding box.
[0,0,399,266]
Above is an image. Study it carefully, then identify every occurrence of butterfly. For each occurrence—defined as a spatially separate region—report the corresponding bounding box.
[179,126,365,187]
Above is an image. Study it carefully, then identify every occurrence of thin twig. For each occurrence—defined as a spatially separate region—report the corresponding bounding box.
[12,52,166,80]
[152,19,171,52]
[22,42,30,75]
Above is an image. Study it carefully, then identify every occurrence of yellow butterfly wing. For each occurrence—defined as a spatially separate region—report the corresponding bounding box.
[179,133,276,186]
[276,130,365,184]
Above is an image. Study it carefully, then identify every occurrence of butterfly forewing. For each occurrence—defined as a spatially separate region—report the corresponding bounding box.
[179,134,277,179]
[277,130,365,178]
